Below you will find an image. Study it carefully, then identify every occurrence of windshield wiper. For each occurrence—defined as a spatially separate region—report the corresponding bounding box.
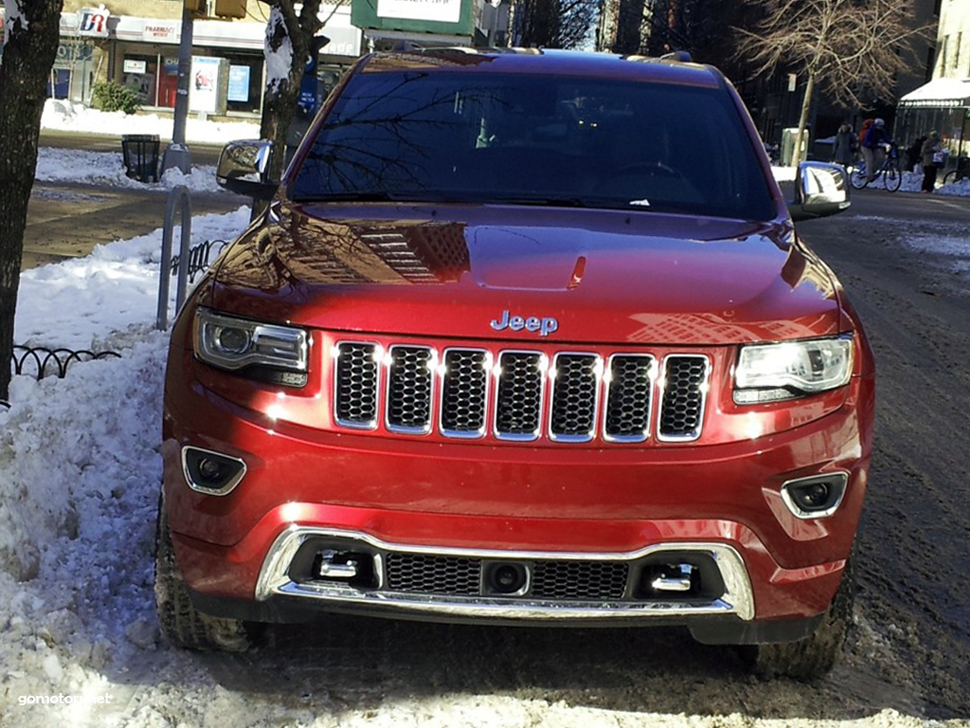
[297,191,403,203]
[490,196,590,208]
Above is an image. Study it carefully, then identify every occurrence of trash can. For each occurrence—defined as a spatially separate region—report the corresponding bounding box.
[121,134,160,183]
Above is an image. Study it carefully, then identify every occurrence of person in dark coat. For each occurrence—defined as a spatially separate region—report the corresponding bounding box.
[906,135,927,172]
[832,124,856,168]
[921,131,943,194]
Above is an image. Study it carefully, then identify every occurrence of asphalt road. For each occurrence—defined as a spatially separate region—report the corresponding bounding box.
[26,132,248,269]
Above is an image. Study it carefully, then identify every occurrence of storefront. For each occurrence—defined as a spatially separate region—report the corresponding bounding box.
[107,10,362,116]
[896,78,970,163]
[5,3,363,116]
[37,7,112,104]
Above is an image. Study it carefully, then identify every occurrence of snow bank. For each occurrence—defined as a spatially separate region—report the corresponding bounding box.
[42,99,259,145]
[35,147,226,194]
[14,207,251,350]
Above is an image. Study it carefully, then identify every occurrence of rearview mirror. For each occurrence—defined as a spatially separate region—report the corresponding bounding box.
[216,140,278,200]
[789,162,850,222]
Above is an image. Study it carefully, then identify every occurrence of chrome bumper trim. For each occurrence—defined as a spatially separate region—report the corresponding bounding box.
[255,526,755,621]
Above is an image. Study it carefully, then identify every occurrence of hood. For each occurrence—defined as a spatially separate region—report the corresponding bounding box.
[209,202,842,345]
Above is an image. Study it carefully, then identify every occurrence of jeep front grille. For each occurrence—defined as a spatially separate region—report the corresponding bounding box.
[332,341,709,443]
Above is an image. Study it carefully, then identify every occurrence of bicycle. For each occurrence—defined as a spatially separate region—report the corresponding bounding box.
[849,142,902,192]
[943,155,970,185]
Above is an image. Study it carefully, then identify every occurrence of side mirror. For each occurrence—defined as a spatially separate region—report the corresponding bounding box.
[216,140,278,200]
[788,162,851,222]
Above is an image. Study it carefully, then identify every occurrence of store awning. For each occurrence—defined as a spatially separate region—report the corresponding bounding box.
[899,77,970,108]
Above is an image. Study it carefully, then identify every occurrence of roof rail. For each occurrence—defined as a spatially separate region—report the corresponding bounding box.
[660,50,692,62]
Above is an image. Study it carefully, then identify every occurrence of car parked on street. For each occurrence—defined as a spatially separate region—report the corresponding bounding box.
[155,48,873,679]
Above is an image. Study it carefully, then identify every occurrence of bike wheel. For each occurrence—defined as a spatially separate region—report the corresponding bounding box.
[885,164,902,192]
[849,165,869,189]
[943,170,957,186]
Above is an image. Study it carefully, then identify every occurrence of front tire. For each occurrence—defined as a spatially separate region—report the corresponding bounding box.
[745,551,855,681]
[884,165,902,192]
[154,492,255,652]
[849,165,868,189]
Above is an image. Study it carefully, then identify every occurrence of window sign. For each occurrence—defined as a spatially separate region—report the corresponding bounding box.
[377,0,462,23]
[228,65,251,103]
[77,7,110,38]
[189,56,224,114]
[124,59,148,74]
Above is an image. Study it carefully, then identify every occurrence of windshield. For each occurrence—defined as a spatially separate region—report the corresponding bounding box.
[291,70,777,221]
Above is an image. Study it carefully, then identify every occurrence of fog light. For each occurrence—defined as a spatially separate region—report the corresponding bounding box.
[182,447,247,496]
[781,473,848,519]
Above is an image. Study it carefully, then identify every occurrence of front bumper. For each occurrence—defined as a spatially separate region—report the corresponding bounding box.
[162,331,873,636]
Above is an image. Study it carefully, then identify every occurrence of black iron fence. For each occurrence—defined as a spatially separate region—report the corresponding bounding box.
[169,239,228,284]
[3,345,121,410]
[10,345,121,381]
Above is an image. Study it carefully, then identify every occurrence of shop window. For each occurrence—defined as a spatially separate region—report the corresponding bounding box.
[47,69,71,99]
[123,55,158,106]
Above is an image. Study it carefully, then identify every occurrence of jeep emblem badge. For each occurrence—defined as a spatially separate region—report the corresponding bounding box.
[490,310,559,337]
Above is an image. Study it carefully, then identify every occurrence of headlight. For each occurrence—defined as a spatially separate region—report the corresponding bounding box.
[734,335,853,404]
[193,308,307,380]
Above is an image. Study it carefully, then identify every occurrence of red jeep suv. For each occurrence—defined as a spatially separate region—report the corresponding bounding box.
[155,49,874,679]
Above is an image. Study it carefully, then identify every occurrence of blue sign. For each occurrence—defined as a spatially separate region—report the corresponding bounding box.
[228,65,250,103]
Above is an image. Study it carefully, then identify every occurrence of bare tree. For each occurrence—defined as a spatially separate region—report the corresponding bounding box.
[737,0,929,166]
[0,0,64,401]
[512,0,598,49]
[260,0,346,186]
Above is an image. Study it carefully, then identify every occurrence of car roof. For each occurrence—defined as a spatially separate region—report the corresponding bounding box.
[359,48,725,89]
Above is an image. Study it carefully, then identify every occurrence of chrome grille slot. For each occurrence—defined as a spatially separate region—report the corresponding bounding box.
[658,355,709,441]
[531,561,629,600]
[384,553,481,595]
[495,351,544,440]
[550,353,600,442]
[440,348,489,438]
[386,345,434,434]
[604,354,654,442]
[329,339,710,443]
[334,342,379,429]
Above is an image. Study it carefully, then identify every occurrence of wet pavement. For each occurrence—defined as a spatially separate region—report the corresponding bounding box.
[25,133,246,270]
[25,181,247,270]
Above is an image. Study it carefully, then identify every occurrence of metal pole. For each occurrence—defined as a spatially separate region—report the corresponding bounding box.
[157,186,193,330]
[161,7,194,175]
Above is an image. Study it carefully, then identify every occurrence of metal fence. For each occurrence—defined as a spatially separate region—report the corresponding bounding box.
[3,345,123,410]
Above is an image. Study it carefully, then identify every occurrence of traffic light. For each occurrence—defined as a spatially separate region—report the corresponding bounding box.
[183,0,204,11]
[213,0,247,18]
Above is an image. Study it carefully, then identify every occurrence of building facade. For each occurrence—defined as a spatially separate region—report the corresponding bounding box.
[896,0,970,162]
[45,1,362,117]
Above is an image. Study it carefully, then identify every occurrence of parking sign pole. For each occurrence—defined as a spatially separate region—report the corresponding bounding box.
[161,6,194,175]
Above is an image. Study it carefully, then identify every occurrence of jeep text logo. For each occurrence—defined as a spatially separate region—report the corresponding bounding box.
[490,310,559,337]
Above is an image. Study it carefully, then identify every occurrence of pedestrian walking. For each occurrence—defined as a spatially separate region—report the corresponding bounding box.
[921,131,944,194]
[832,124,857,168]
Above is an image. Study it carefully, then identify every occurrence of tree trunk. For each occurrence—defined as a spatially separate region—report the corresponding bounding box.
[259,2,322,189]
[792,71,816,168]
[0,0,65,401]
